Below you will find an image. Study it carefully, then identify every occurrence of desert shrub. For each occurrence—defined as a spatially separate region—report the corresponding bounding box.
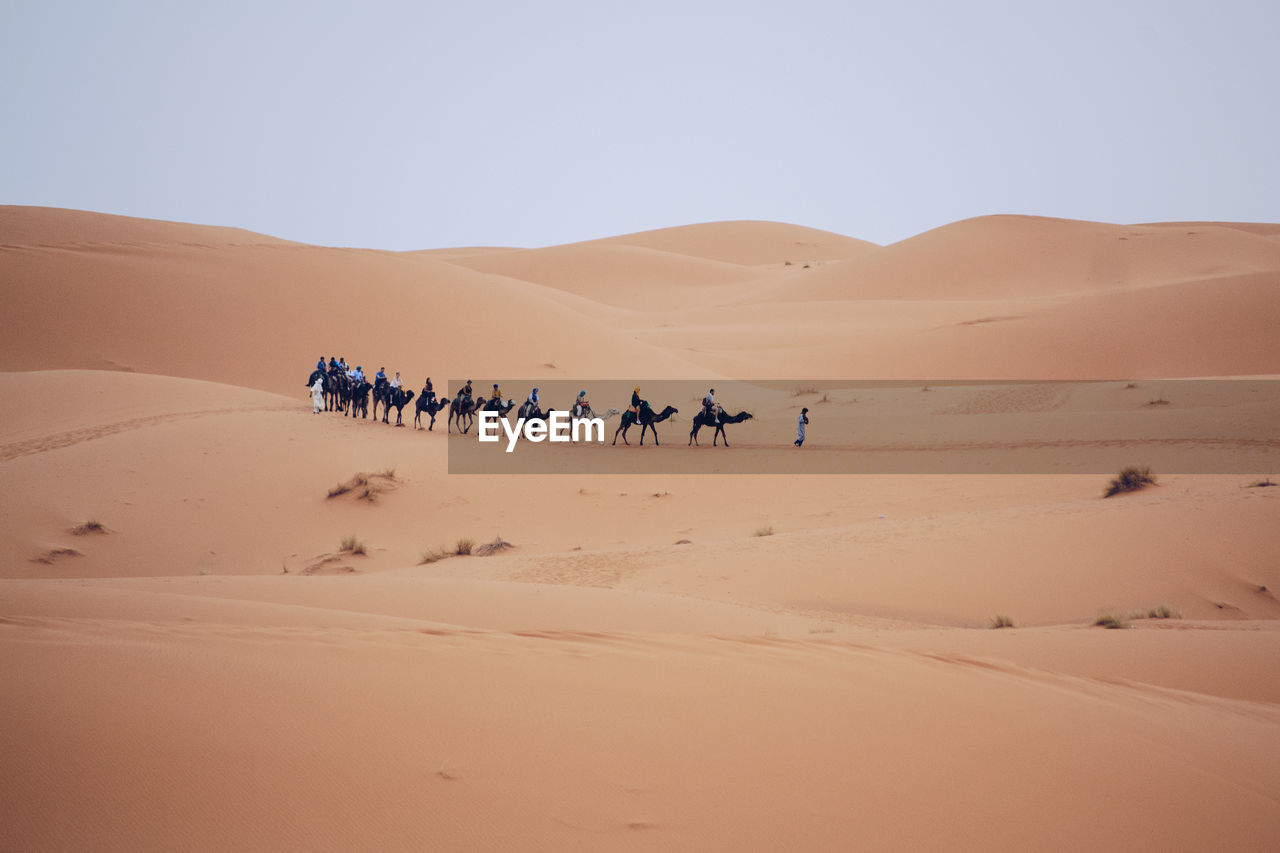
[1095,612,1130,629]
[328,474,367,498]
[419,547,449,565]
[329,470,398,500]
[31,548,82,564]
[340,534,366,555]
[753,525,775,537]
[988,614,1016,629]
[1104,466,1157,498]
[473,535,515,556]
[1138,603,1181,620]
[454,538,474,556]
[71,520,106,535]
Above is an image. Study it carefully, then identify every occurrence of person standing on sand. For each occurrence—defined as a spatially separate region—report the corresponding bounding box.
[311,376,325,413]
[795,407,809,447]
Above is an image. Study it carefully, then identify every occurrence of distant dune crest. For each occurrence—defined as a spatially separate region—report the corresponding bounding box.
[2,205,1279,386]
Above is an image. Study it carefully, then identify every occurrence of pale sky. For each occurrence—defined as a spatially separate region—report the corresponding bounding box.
[3,0,1277,250]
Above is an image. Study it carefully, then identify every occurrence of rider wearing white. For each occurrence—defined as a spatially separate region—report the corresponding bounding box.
[575,389,589,417]
[390,371,402,390]
[703,388,718,423]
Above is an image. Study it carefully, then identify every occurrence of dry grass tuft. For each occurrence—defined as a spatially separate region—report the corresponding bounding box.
[418,547,450,565]
[71,520,106,535]
[753,525,775,538]
[1145,397,1171,406]
[339,534,366,555]
[474,535,515,556]
[1136,603,1181,620]
[1104,465,1157,498]
[1094,612,1130,629]
[454,538,474,556]
[328,470,399,501]
[31,547,83,564]
[1246,477,1276,488]
[988,614,1016,629]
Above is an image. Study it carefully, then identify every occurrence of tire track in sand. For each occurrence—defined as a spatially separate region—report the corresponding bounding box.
[0,406,297,462]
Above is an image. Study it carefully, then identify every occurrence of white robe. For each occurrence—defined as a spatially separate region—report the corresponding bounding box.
[311,379,325,413]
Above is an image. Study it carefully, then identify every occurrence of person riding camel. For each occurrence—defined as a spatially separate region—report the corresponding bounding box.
[352,365,365,383]
[390,371,402,390]
[630,386,643,417]
[703,388,719,423]
[374,367,388,389]
[461,380,473,405]
[339,356,348,372]
[575,389,589,417]
[318,356,328,372]
[422,377,435,405]
[526,387,540,416]
[490,383,502,405]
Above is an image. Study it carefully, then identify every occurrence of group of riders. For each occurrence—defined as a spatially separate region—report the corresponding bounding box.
[309,355,742,441]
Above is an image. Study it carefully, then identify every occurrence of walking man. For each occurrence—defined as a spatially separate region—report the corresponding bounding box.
[795,407,809,447]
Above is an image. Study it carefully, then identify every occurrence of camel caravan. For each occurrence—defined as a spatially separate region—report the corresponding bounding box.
[307,359,755,447]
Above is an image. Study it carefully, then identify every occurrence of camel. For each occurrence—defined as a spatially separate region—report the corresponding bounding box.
[449,395,512,433]
[612,402,677,446]
[689,410,753,447]
[414,394,448,430]
[480,397,516,417]
[348,380,372,419]
[325,370,350,413]
[516,400,556,421]
[448,394,480,434]
[386,387,415,426]
[371,380,393,422]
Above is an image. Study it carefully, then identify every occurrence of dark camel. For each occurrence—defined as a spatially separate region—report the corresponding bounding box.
[612,402,677,446]
[448,394,481,433]
[386,387,415,425]
[348,380,372,419]
[689,410,753,447]
[414,394,448,430]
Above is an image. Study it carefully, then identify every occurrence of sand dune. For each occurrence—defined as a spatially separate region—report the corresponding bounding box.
[3,206,1280,851]
[590,219,880,266]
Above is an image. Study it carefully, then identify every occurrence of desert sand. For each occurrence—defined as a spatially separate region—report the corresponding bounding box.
[2,205,1279,851]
